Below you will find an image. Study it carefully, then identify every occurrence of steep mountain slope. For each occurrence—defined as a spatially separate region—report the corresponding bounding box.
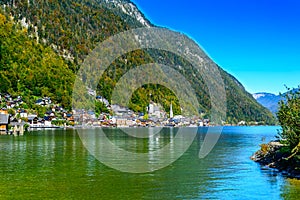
[0,0,276,124]
[0,12,74,109]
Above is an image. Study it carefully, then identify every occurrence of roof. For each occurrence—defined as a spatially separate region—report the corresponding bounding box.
[10,122,27,126]
[0,114,9,124]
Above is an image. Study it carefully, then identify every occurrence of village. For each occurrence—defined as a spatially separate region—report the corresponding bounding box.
[0,93,210,136]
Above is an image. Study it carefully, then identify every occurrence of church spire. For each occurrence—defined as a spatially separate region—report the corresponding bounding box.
[170,102,173,118]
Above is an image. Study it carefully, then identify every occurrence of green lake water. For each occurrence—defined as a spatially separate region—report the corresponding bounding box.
[0,126,300,199]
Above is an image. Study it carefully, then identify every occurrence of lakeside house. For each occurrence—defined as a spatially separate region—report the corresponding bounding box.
[0,108,9,134]
[2,95,23,109]
[35,97,52,106]
[28,114,38,125]
[18,109,28,118]
[0,113,9,134]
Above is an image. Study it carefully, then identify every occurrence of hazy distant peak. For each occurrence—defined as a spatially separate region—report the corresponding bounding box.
[252,92,276,100]
[253,93,265,100]
[253,92,281,114]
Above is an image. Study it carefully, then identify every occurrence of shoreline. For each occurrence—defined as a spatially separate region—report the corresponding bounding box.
[251,141,300,179]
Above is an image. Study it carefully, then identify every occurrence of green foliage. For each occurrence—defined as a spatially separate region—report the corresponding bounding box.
[143,113,149,120]
[7,108,15,115]
[51,120,66,126]
[277,86,300,151]
[95,101,109,116]
[23,123,29,131]
[31,105,47,118]
[128,84,181,115]
[0,12,74,110]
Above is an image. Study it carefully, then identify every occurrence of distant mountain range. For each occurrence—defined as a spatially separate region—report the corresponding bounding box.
[253,88,299,115]
[253,93,281,114]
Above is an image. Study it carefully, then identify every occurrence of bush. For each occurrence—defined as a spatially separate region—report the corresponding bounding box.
[277,86,300,152]
[24,124,29,131]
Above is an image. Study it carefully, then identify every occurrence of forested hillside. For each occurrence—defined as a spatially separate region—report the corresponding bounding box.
[0,0,276,124]
[0,12,74,109]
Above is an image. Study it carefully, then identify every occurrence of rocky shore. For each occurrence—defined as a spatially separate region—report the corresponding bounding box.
[251,141,300,179]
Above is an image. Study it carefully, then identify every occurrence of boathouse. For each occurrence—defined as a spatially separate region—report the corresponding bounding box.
[0,113,9,134]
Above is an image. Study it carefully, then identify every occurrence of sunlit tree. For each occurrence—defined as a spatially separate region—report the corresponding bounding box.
[277,86,300,157]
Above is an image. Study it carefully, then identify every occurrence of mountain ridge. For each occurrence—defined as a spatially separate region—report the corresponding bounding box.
[253,88,299,115]
[253,92,281,114]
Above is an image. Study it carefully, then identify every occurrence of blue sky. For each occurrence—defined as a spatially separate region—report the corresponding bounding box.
[131,0,300,94]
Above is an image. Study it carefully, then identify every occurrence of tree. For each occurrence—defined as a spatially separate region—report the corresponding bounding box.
[277,86,300,155]
[8,108,15,116]
[95,101,109,116]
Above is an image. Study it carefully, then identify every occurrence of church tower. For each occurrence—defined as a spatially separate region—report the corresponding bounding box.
[170,102,174,118]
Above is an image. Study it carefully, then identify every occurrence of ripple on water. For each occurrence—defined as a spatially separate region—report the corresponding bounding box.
[0,127,298,199]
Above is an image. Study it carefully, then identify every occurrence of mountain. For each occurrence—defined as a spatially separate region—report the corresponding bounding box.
[254,88,300,115]
[0,0,276,124]
[253,93,281,114]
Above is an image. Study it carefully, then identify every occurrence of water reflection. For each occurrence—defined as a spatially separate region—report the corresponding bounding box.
[281,179,300,199]
[77,127,197,173]
[0,127,299,199]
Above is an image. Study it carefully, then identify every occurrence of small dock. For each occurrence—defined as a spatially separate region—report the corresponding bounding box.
[10,122,26,136]
[29,125,61,129]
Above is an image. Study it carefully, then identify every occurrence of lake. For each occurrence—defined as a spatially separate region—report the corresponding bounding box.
[0,126,299,199]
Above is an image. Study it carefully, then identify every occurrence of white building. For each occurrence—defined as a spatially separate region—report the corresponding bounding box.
[148,102,166,119]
